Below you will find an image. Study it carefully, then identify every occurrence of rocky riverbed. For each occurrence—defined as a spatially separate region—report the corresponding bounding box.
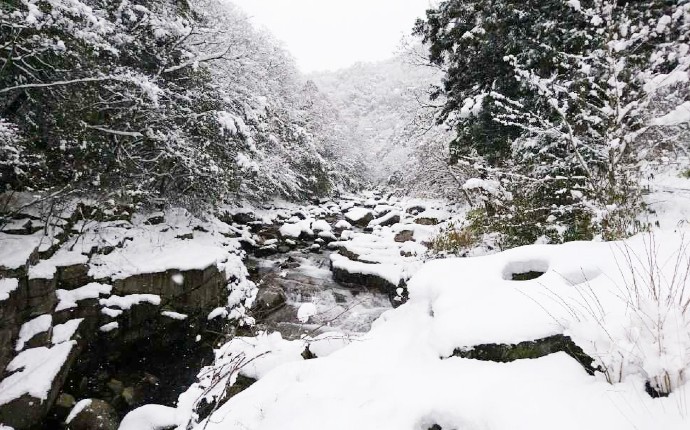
[0,191,459,429]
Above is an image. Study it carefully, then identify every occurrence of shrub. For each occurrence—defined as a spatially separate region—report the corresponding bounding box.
[429,221,479,255]
[544,234,690,397]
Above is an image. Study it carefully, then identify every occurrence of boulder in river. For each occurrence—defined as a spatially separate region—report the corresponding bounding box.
[66,399,119,430]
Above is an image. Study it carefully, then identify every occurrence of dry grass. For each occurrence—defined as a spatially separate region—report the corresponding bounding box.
[429,223,477,255]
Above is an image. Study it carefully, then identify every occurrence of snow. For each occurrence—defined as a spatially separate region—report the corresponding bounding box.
[279,223,303,238]
[0,278,19,301]
[367,211,401,227]
[207,307,228,320]
[99,322,119,333]
[318,231,337,241]
[120,404,181,430]
[640,159,690,230]
[344,207,372,222]
[0,341,76,406]
[15,314,52,352]
[102,307,123,318]
[28,249,88,280]
[56,283,112,311]
[652,101,690,126]
[643,70,689,93]
[297,303,317,323]
[0,231,44,270]
[415,208,450,222]
[52,319,83,344]
[463,178,501,195]
[88,210,240,281]
[330,254,403,287]
[334,220,352,229]
[99,294,161,310]
[168,226,690,430]
[65,399,92,424]
[279,219,315,239]
[161,311,188,320]
[311,219,331,233]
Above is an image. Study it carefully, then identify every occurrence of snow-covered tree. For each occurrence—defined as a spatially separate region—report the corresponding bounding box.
[415,0,690,245]
[493,0,690,239]
[1,0,352,207]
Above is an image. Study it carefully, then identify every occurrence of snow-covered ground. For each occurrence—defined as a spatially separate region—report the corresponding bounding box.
[116,170,690,430]
[4,174,690,429]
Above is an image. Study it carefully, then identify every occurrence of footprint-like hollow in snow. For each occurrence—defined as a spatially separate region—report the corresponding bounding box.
[556,267,602,286]
[502,259,549,281]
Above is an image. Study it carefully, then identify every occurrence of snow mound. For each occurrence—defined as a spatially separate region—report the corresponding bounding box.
[184,232,690,430]
[344,207,373,222]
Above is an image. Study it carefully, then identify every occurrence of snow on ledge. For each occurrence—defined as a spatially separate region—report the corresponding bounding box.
[15,314,52,351]
[0,278,19,301]
[0,341,76,406]
[99,294,161,310]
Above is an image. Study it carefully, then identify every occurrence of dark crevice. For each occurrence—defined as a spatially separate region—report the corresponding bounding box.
[450,334,599,375]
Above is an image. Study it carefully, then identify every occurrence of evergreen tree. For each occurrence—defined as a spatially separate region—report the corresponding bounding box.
[416,0,690,244]
[413,0,591,165]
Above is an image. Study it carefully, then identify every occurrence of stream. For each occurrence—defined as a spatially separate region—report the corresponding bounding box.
[247,246,392,339]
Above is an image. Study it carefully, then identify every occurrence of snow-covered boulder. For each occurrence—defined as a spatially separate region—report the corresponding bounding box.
[344,208,374,227]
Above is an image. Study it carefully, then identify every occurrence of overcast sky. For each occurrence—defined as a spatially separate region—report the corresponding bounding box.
[228,0,433,73]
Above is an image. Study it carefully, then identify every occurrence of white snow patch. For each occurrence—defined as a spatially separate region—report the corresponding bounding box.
[0,341,76,405]
[0,278,19,301]
[297,303,318,323]
[653,101,690,126]
[52,319,83,345]
[56,283,112,311]
[0,232,44,270]
[161,311,188,320]
[334,220,352,230]
[101,307,123,318]
[345,207,373,223]
[119,404,181,430]
[99,294,161,310]
[99,322,119,333]
[28,250,88,280]
[311,220,331,233]
[65,399,92,424]
[15,314,52,352]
